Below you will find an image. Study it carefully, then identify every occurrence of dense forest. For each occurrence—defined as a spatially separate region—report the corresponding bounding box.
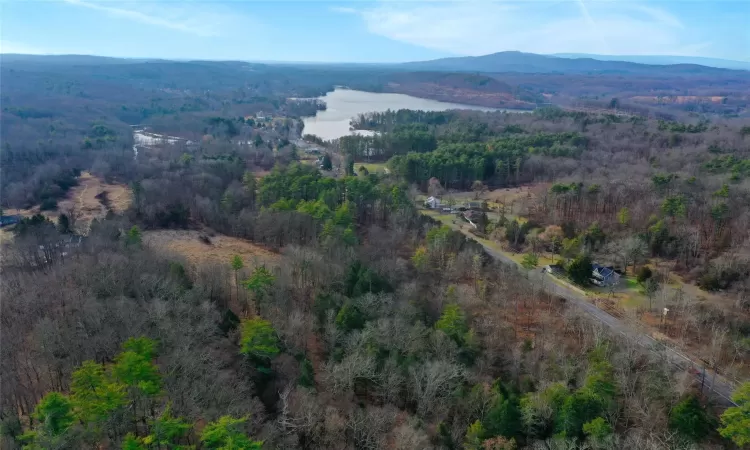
[6,158,749,449]
[333,107,750,394]
[358,109,750,285]
[3,54,748,209]
[3,56,750,450]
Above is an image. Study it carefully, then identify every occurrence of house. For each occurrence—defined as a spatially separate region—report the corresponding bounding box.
[424,196,441,209]
[542,264,564,275]
[0,215,21,227]
[467,201,483,211]
[591,264,621,286]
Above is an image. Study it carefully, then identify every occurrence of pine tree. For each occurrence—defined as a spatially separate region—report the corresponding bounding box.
[201,416,263,449]
[719,382,750,446]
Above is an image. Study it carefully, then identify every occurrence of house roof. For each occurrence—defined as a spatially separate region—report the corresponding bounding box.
[592,264,616,278]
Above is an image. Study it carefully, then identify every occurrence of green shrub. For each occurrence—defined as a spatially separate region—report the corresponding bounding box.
[669,395,712,442]
[636,266,653,284]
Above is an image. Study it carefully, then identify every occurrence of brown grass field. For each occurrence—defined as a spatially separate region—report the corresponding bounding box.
[58,172,131,226]
[4,172,131,236]
[142,229,280,268]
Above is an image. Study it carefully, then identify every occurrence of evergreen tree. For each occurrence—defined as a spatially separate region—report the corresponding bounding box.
[719,382,750,446]
[464,420,485,450]
[126,225,142,246]
[21,392,75,449]
[321,153,333,171]
[57,213,71,234]
[230,255,244,308]
[70,360,127,432]
[669,395,712,442]
[200,416,263,450]
[240,318,280,365]
[521,253,538,270]
[567,254,592,286]
[436,303,468,343]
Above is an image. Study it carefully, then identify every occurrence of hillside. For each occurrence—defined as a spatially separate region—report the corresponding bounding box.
[552,53,750,71]
[401,51,748,76]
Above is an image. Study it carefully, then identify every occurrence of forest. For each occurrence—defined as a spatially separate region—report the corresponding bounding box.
[342,107,750,306]
[6,160,750,449]
[2,56,750,450]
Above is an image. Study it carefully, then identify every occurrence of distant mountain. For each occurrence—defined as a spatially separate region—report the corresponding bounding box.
[553,53,750,71]
[401,51,744,76]
[0,54,158,65]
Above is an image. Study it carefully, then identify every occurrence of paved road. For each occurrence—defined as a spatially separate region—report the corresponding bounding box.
[474,235,740,406]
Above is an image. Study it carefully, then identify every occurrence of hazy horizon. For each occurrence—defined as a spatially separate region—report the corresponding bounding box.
[2,1,748,63]
[3,51,748,70]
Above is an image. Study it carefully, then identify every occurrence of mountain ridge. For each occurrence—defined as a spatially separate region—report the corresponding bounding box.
[400,51,748,76]
[553,53,750,71]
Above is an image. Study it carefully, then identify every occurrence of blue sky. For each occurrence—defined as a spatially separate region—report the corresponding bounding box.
[2,0,748,62]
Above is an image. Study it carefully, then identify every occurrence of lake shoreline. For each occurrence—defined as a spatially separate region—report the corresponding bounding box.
[301,88,523,141]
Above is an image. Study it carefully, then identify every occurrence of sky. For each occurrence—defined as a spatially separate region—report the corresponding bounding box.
[1,0,748,63]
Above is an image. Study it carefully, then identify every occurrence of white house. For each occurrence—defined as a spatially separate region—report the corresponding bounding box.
[424,196,441,209]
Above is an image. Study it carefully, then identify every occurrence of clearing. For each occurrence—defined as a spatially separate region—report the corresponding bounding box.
[58,172,131,230]
[355,162,389,175]
[143,230,281,315]
[143,229,280,268]
[4,172,131,236]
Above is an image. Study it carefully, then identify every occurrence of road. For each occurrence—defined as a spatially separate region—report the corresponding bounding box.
[466,227,740,406]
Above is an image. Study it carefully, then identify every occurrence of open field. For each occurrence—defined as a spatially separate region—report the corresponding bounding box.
[4,172,131,236]
[143,230,281,317]
[355,162,389,175]
[448,185,537,203]
[58,172,131,227]
[143,229,280,269]
[423,185,539,218]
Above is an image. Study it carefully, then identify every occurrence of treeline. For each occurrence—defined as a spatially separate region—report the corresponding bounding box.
[283,99,326,118]
[389,132,586,189]
[350,109,457,131]
[338,124,437,160]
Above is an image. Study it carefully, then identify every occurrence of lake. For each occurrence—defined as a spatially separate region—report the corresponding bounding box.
[301,89,502,141]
